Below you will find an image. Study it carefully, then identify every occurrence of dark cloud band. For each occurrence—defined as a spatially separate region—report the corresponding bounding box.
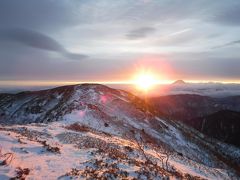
[0,28,87,60]
[212,40,240,49]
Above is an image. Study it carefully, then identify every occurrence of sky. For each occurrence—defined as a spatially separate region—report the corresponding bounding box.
[0,0,240,86]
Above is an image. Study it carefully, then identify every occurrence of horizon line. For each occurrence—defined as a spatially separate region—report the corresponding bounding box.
[1,80,240,87]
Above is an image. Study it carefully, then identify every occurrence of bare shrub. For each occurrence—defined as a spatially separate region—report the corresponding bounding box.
[65,168,81,176]
[124,146,134,152]
[129,130,150,162]
[107,148,127,160]
[10,167,30,180]
[129,129,172,171]
[104,123,109,127]
[63,159,129,179]
[65,123,90,132]
[184,173,205,180]
[154,146,172,170]
[0,146,14,166]
[41,141,61,154]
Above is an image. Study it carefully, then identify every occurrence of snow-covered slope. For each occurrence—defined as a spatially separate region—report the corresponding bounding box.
[0,84,240,179]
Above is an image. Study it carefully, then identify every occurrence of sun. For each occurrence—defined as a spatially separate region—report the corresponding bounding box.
[134,72,158,91]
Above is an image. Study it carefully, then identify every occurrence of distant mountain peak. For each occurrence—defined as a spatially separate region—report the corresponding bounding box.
[172,80,186,85]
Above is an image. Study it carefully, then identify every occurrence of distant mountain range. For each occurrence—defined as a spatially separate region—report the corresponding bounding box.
[150,94,240,147]
[191,110,240,147]
[0,84,240,178]
[156,81,240,98]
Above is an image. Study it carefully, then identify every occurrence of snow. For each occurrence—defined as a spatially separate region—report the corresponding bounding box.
[0,126,96,179]
[0,120,239,179]
[0,84,239,179]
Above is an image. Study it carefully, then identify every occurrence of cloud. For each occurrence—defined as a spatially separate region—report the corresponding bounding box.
[0,28,87,60]
[0,0,240,83]
[168,28,192,37]
[212,40,240,49]
[0,0,78,31]
[211,3,240,26]
[126,27,156,40]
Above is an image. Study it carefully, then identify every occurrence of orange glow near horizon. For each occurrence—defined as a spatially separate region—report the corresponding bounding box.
[1,79,240,87]
[1,56,240,87]
[0,79,240,87]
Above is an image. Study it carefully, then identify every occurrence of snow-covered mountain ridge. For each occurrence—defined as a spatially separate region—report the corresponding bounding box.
[0,84,239,179]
